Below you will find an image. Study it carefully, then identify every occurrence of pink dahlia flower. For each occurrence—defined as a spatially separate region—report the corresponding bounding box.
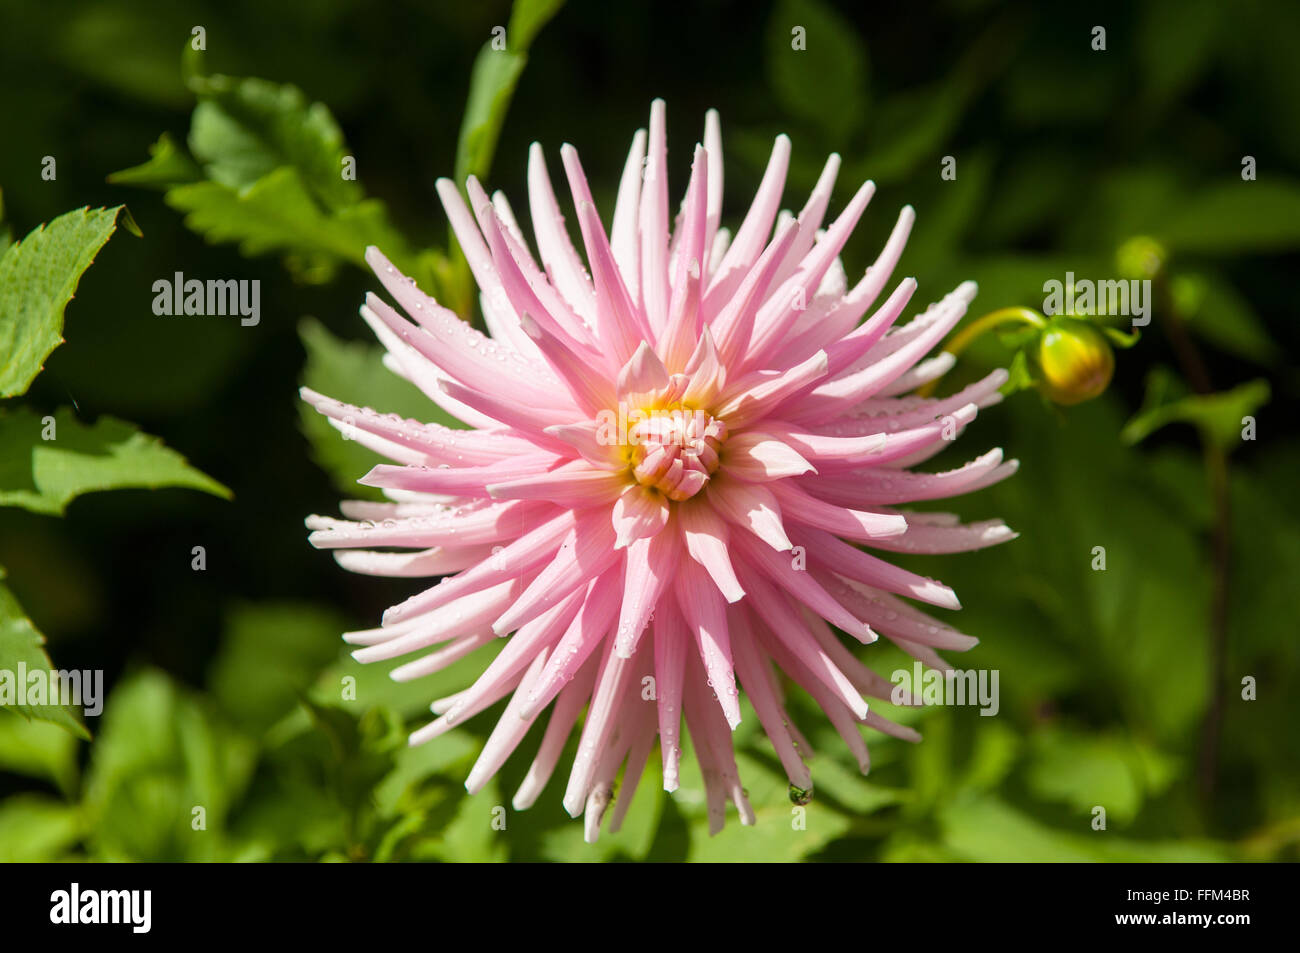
[303,100,1017,841]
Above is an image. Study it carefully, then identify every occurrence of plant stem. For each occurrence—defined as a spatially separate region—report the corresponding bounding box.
[917,307,1047,397]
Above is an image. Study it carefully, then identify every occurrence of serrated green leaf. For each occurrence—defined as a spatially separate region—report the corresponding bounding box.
[0,206,123,398]
[298,317,462,500]
[0,581,87,737]
[165,169,428,287]
[167,169,361,265]
[107,132,203,190]
[0,406,229,515]
[187,74,362,212]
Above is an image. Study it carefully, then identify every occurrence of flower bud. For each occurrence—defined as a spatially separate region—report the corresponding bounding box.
[1035,320,1115,405]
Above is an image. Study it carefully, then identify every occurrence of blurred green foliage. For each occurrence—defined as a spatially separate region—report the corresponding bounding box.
[0,0,1297,861]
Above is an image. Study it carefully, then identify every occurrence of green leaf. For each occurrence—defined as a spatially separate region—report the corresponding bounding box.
[540,757,666,862]
[208,602,347,733]
[1025,728,1180,825]
[948,397,1214,740]
[164,169,422,285]
[799,755,908,815]
[0,579,88,737]
[112,73,435,290]
[420,777,509,863]
[83,668,256,861]
[107,132,203,190]
[187,74,362,212]
[681,750,854,862]
[455,51,528,187]
[1122,371,1270,450]
[765,0,868,142]
[0,796,82,861]
[1001,348,1036,395]
[0,714,80,794]
[509,0,566,50]
[1156,179,1300,254]
[298,317,462,500]
[941,793,1229,862]
[297,700,403,849]
[0,406,230,516]
[454,0,564,185]
[373,730,478,818]
[0,206,124,398]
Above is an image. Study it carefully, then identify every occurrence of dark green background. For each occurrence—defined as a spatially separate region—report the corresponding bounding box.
[0,0,1296,861]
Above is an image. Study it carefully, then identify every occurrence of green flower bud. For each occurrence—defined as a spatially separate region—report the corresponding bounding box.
[1035,320,1115,405]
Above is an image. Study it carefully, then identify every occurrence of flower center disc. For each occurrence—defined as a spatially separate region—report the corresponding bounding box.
[629,408,727,501]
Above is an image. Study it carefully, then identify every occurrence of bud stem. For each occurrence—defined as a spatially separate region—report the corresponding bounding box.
[918,307,1047,397]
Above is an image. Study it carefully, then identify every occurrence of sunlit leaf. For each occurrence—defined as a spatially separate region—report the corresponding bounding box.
[0,714,80,794]
[0,579,87,737]
[187,74,363,212]
[0,406,229,515]
[454,0,565,184]
[0,206,124,398]
[164,169,422,285]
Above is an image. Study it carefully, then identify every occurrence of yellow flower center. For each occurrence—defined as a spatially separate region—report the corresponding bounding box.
[627,406,727,501]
